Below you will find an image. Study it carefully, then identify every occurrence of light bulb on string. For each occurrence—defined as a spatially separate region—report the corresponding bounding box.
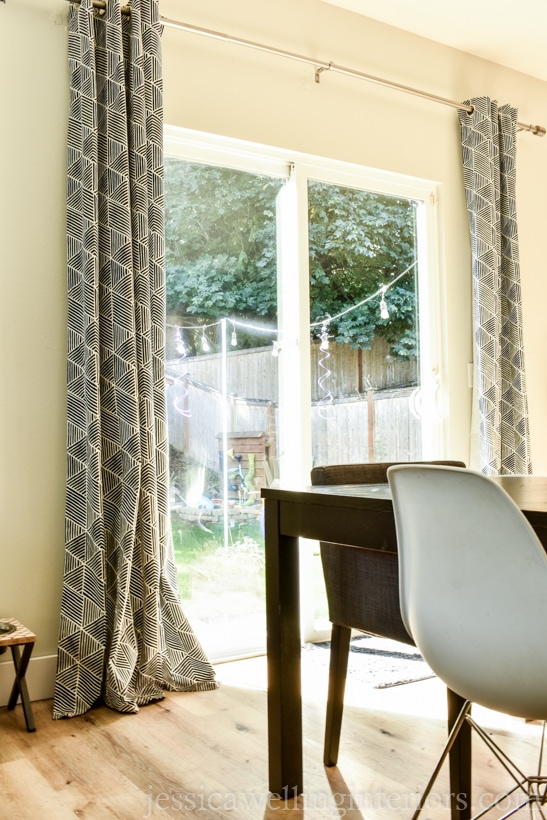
[201,329,210,353]
[379,286,390,320]
[175,328,186,357]
[272,340,281,357]
[317,322,335,420]
[231,324,238,347]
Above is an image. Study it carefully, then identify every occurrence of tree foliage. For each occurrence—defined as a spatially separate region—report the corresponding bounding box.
[164,158,418,358]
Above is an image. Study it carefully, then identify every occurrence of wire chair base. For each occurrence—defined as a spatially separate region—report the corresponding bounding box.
[412,700,547,820]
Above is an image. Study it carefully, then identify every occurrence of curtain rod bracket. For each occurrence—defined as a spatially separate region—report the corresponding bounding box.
[315,62,333,84]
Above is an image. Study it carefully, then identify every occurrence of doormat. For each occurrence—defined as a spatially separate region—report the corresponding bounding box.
[302,635,435,689]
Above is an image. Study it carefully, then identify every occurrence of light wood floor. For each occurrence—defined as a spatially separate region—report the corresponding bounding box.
[0,656,544,819]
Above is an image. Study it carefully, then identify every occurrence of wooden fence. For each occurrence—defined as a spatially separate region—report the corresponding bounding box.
[166,335,417,402]
[311,387,421,465]
[166,340,421,480]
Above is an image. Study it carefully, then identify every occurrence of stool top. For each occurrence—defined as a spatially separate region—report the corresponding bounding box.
[0,618,36,646]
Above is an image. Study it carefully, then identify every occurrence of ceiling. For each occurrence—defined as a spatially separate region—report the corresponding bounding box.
[320,0,547,82]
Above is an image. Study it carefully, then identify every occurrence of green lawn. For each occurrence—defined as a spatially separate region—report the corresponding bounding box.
[170,514,264,602]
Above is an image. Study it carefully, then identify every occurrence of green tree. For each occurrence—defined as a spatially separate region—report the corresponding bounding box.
[164,159,281,353]
[308,181,417,357]
[164,159,418,358]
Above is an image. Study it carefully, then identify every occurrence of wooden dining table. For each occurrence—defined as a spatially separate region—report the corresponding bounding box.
[262,475,547,817]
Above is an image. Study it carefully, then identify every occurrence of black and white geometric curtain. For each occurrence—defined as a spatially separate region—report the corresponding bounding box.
[54,0,217,718]
[458,97,532,475]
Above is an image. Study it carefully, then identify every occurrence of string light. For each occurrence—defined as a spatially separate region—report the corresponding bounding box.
[166,259,417,428]
[167,259,418,366]
[166,318,279,357]
[309,259,418,330]
[308,259,417,417]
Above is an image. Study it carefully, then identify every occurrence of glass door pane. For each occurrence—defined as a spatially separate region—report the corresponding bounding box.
[164,158,284,660]
[308,180,421,467]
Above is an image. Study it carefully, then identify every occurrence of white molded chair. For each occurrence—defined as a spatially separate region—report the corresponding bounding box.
[387,464,547,820]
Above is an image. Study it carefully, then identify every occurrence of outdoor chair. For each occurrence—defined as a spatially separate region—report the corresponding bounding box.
[310,460,466,768]
[388,464,547,819]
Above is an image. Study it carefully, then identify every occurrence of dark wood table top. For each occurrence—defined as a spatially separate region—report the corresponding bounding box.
[263,481,392,505]
[262,474,547,546]
[263,474,547,509]
[263,475,547,513]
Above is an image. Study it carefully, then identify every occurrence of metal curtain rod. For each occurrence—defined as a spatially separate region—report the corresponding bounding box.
[74,3,546,137]
[161,17,546,137]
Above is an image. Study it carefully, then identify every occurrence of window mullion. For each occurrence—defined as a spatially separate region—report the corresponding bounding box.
[276,164,313,489]
[416,192,446,459]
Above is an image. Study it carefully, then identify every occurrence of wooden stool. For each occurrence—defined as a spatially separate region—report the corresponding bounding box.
[0,618,36,732]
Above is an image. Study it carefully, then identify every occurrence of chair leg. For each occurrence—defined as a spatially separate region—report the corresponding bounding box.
[448,688,472,819]
[412,699,472,820]
[324,624,351,767]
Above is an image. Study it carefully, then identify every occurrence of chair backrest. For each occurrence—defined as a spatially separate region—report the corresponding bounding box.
[311,461,465,644]
[388,464,547,719]
[310,461,466,487]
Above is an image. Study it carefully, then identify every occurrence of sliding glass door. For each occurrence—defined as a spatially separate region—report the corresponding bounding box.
[164,127,445,656]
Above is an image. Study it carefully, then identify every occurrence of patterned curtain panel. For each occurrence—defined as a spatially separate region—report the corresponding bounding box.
[458,97,532,475]
[54,0,217,719]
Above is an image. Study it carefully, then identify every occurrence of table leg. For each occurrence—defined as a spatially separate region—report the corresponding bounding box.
[324,623,351,767]
[265,498,303,797]
[448,688,471,819]
[8,643,36,732]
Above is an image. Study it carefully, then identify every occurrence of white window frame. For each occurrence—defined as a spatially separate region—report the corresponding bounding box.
[164,124,448,643]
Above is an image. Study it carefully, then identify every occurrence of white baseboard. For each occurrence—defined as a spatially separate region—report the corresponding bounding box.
[0,653,57,706]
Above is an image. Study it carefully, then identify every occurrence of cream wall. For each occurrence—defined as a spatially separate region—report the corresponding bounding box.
[0,0,69,679]
[1,0,546,683]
